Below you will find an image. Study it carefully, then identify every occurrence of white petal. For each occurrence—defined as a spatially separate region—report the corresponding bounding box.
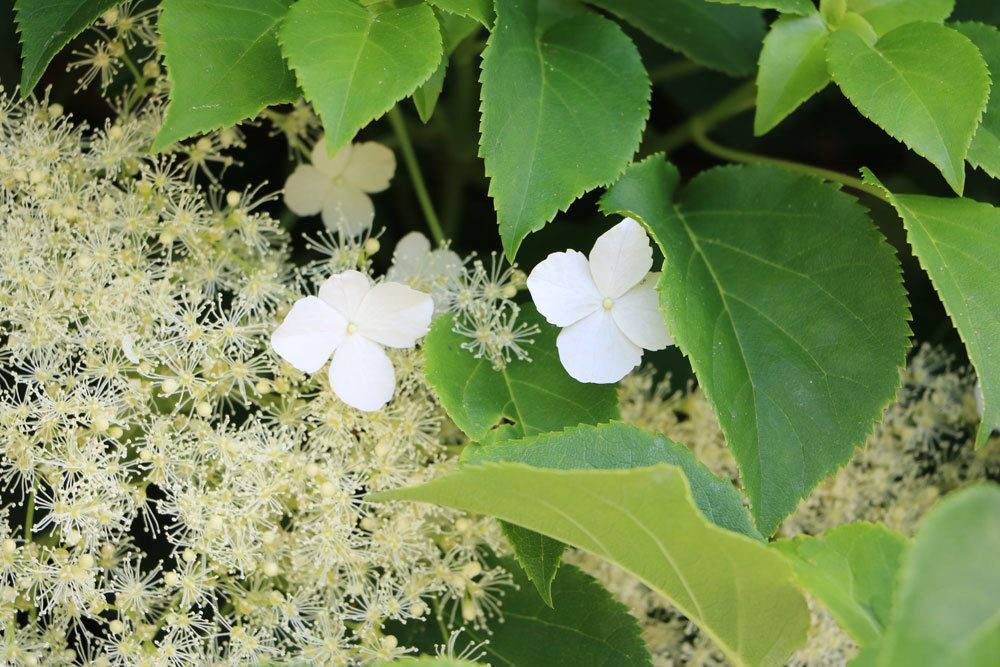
[321,185,374,237]
[342,142,396,192]
[394,231,432,260]
[328,335,395,411]
[526,250,602,327]
[612,273,673,351]
[556,309,642,384]
[310,137,351,177]
[318,271,372,320]
[355,282,434,348]
[270,296,346,373]
[283,165,329,216]
[588,217,654,299]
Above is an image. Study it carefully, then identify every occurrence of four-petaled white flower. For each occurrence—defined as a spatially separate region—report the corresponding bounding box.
[270,271,433,411]
[283,136,396,236]
[527,217,673,384]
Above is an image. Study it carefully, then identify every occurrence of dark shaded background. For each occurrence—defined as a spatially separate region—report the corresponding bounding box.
[2,0,997,382]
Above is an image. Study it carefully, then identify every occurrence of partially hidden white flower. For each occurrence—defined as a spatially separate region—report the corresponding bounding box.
[526,217,673,384]
[386,232,462,314]
[283,136,396,236]
[270,270,433,411]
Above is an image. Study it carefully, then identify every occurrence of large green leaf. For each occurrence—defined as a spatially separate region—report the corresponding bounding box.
[14,0,119,92]
[424,306,619,442]
[279,0,441,153]
[827,21,990,194]
[877,485,1000,666]
[425,0,493,26]
[847,0,956,35]
[954,21,1000,180]
[152,0,298,151]
[586,0,765,77]
[755,13,832,135]
[481,0,649,259]
[424,305,618,604]
[602,157,910,536]
[465,422,762,540]
[466,556,651,666]
[774,522,908,646]
[863,170,1000,445]
[374,463,810,667]
[707,0,815,15]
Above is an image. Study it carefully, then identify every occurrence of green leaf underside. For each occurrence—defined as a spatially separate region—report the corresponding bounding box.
[602,158,910,536]
[481,0,650,259]
[423,305,618,604]
[413,11,479,123]
[464,422,763,540]
[280,0,441,154]
[586,0,766,77]
[15,0,120,92]
[374,463,810,667]
[425,0,493,26]
[848,0,956,36]
[827,21,990,195]
[152,0,298,151]
[774,522,908,646]
[707,0,815,16]
[755,13,832,135]
[878,485,1000,666]
[464,557,652,666]
[954,21,1000,180]
[862,170,1000,446]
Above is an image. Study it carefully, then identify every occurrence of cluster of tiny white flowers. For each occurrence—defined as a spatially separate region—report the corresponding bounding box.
[0,92,506,666]
[582,346,1000,667]
[445,255,537,370]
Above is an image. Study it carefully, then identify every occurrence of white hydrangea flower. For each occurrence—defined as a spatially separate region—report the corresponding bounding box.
[527,217,673,384]
[386,231,463,314]
[283,136,396,236]
[271,270,433,411]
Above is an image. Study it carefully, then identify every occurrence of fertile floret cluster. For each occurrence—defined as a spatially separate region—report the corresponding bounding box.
[0,92,504,666]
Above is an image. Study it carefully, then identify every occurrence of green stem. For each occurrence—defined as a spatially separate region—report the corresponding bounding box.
[23,490,34,541]
[643,80,757,155]
[389,107,446,245]
[431,598,450,644]
[648,59,703,84]
[690,118,891,203]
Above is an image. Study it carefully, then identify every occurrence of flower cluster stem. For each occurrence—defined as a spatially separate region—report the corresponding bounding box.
[389,107,447,246]
[23,490,34,541]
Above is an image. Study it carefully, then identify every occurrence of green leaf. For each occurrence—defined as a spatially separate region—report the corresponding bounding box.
[424,306,619,442]
[602,157,910,536]
[586,0,766,77]
[827,21,990,194]
[14,0,119,92]
[878,485,1000,666]
[862,170,1000,445]
[377,660,478,667]
[707,0,816,15]
[464,556,651,666]
[412,11,479,124]
[954,21,1000,180]
[755,13,832,135]
[847,0,956,35]
[152,0,298,151]
[373,463,810,667]
[497,522,566,607]
[481,0,649,259]
[774,522,909,645]
[279,0,442,153]
[425,0,493,26]
[465,422,763,540]
[424,305,618,604]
